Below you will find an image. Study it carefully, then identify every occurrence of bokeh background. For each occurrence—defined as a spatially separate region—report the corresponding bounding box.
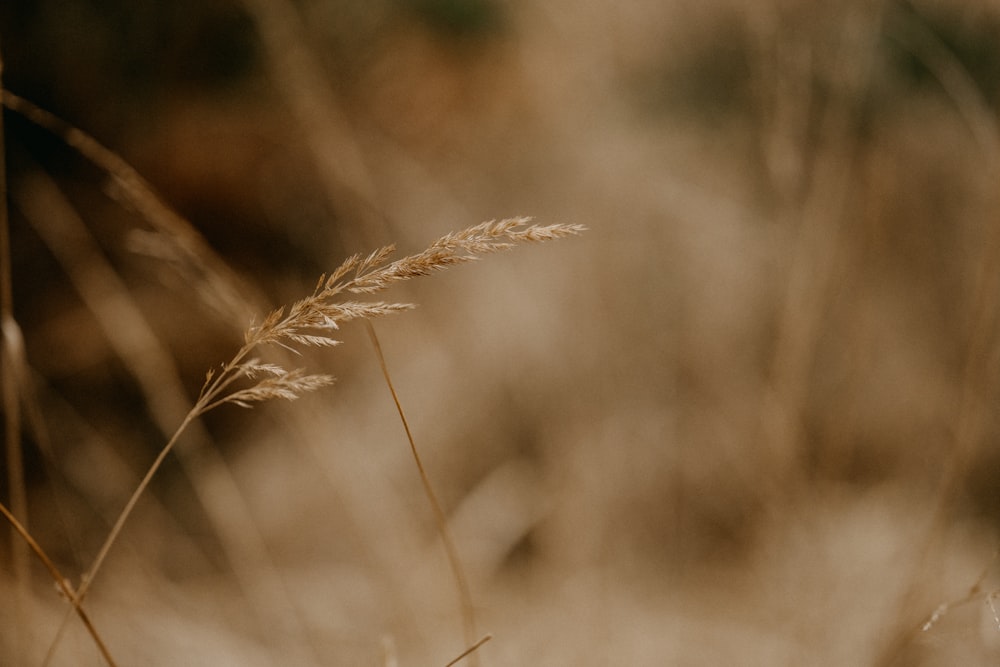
[4,0,1000,664]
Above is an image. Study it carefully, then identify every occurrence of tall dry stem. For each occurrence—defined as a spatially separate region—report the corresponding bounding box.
[367,321,478,665]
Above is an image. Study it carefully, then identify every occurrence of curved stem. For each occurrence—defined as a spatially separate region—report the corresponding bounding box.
[76,411,197,601]
[365,321,479,666]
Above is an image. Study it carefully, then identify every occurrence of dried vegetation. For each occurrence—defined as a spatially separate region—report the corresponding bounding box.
[3,0,1000,665]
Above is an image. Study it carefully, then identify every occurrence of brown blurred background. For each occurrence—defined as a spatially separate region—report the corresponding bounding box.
[4,0,1000,664]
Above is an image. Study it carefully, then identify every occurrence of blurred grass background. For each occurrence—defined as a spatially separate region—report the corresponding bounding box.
[4,0,1000,664]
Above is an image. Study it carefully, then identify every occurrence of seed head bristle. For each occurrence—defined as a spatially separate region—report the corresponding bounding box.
[222,369,336,409]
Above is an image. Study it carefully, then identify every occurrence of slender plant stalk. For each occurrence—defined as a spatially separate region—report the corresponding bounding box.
[365,321,479,666]
[74,414,196,602]
[444,634,493,667]
[0,50,33,663]
[0,72,114,666]
[0,501,117,666]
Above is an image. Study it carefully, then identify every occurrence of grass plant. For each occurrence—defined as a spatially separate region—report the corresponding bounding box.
[4,204,580,666]
[0,82,582,666]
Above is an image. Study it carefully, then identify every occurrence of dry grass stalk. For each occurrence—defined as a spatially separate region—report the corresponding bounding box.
[50,216,582,661]
[444,634,494,667]
[0,503,116,667]
[366,320,477,665]
[0,62,34,666]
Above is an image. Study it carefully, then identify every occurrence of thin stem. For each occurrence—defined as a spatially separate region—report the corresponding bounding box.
[365,321,479,666]
[198,354,254,407]
[78,303,331,603]
[0,501,117,666]
[0,49,31,657]
[76,411,198,601]
[444,634,493,667]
